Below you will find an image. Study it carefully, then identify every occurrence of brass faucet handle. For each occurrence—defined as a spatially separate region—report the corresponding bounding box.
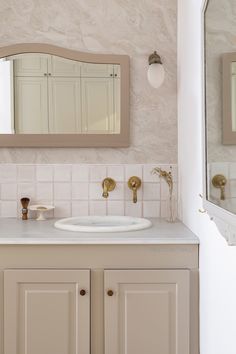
[102,178,116,199]
[128,176,142,203]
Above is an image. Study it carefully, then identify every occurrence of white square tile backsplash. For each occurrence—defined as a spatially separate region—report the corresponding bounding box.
[1,183,17,200]
[36,165,53,182]
[0,164,177,219]
[54,165,71,182]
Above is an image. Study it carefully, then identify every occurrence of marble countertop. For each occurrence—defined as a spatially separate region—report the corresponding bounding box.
[0,218,199,245]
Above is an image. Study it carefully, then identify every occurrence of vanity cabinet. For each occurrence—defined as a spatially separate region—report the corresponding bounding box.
[0,243,199,354]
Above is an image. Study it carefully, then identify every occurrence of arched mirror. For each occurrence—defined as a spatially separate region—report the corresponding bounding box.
[204,0,236,244]
[0,44,129,147]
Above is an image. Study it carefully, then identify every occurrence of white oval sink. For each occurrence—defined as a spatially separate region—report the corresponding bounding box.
[54,216,152,233]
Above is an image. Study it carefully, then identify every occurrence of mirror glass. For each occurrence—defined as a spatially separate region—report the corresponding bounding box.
[205,0,236,214]
[0,53,120,134]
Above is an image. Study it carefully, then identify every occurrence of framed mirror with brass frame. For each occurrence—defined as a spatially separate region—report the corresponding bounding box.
[202,0,236,245]
[0,43,130,147]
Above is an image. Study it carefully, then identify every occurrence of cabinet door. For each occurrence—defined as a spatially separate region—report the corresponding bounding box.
[81,77,114,133]
[12,54,48,77]
[14,77,49,133]
[49,56,81,77]
[4,269,90,354]
[48,77,81,133]
[114,75,120,133]
[104,270,190,354]
[81,63,113,78]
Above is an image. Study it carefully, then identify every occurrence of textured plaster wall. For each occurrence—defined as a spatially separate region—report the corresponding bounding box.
[206,0,236,162]
[0,0,177,164]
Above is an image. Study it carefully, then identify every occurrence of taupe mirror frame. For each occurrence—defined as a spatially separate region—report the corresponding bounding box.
[0,43,130,147]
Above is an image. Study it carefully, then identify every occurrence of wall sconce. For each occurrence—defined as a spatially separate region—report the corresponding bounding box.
[147,51,165,89]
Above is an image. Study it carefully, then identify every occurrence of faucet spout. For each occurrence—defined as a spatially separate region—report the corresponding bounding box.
[128,177,142,203]
[131,181,138,203]
[102,180,109,198]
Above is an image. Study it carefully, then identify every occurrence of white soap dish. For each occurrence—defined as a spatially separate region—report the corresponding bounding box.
[29,205,55,221]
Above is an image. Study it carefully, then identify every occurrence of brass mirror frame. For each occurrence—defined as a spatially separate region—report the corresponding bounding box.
[0,43,130,147]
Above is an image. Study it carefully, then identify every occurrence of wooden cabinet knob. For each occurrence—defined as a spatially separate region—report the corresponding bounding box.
[107,290,114,296]
[80,289,86,296]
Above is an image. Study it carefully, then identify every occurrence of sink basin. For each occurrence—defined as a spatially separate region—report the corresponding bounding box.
[54,216,152,233]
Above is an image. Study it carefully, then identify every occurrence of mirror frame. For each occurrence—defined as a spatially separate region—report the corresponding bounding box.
[0,43,130,147]
[202,0,236,245]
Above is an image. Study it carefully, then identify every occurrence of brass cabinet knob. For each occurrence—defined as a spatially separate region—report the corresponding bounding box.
[80,289,86,296]
[107,290,114,296]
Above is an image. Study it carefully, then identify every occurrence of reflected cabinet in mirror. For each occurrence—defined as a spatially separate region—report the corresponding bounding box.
[204,0,236,218]
[0,44,129,147]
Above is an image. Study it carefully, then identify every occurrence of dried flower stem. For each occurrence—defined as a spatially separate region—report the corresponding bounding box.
[152,166,175,222]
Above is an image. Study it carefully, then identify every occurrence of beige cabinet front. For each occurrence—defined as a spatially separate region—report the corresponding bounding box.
[104,269,190,354]
[4,269,90,354]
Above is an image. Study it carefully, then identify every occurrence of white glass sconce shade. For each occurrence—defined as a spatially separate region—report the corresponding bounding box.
[147,51,165,89]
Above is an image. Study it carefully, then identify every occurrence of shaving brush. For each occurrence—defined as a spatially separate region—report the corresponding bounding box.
[20,197,30,220]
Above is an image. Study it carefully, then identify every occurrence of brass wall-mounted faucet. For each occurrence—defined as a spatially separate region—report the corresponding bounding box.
[212,174,227,200]
[102,178,116,198]
[128,176,142,203]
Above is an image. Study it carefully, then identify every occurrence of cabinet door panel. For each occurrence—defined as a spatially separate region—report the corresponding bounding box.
[50,56,81,77]
[4,269,90,354]
[12,54,48,77]
[81,63,113,78]
[48,77,81,133]
[114,77,120,133]
[81,78,114,133]
[14,77,48,133]
[104,269,190,354]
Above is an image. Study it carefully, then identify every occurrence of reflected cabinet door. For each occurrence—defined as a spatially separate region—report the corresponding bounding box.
[4,269,90,354]
[50,56,81,77]
[104,270,190,354]
[13,54,48,77]
[81,63,114,78]
[14,77,49,134]
[81,77,114,133]
[48,77,81,133]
